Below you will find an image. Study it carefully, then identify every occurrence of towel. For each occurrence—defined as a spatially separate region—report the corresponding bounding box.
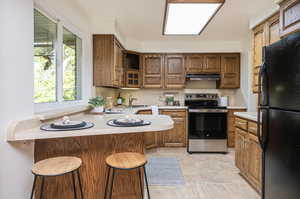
[151,105,159,115]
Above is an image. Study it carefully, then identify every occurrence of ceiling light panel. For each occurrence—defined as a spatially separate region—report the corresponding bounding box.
[164,0,224,35]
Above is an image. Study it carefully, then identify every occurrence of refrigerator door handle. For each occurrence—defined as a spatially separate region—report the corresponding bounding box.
[258,62,268,107]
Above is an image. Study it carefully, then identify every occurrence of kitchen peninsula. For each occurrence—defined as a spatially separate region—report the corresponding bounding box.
[7,110,173,199]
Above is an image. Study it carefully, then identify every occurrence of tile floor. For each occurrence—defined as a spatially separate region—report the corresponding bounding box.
[145,148,260,199]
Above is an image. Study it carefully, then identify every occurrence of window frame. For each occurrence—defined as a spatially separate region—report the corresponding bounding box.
[34,6,85,113]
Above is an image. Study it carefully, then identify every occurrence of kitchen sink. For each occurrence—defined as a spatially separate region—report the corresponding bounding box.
[130,105,149,108]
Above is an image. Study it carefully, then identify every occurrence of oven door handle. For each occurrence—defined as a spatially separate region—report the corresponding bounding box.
[188,109,228,113]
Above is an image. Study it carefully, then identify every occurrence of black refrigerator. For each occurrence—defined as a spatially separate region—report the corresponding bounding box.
[259,32,300,199]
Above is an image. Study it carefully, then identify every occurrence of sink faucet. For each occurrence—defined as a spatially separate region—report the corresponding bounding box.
[128,95,137,107]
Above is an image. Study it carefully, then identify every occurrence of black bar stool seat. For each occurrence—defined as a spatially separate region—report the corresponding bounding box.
[104,152,151,199]
[30,156,84,199]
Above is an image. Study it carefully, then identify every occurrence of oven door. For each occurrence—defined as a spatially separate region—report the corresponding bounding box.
[188,111,227,139]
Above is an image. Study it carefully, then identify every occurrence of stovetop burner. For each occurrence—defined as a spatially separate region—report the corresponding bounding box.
[184,93,226,109]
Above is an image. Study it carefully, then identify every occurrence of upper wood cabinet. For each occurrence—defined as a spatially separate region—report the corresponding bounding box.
[164,54,185,88]
[93,35,124,88]
[186,54,205,73]
[93,35,240,90]
[278,0,300,38]
[203,54,221,73]
[142,54,185,89]
[142,54,164,88]
[186,54,220,74]
[218,54,240,89]
[252,13,280,93]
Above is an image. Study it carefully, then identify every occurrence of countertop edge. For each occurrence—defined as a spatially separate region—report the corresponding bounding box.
[7,115,174,142]
[234,112,260,122]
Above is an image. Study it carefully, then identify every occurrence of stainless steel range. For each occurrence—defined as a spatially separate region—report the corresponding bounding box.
[185,93,228,153]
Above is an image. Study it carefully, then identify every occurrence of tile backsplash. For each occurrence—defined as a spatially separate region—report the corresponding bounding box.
[95,80,246,107]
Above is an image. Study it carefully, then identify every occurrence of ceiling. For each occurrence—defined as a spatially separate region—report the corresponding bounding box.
[76,0,277,42]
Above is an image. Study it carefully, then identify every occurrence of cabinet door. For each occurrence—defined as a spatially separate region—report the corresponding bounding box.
[161,110,187,147]
[164,55,185,88]
[203,54,221,73]
[247,134,262,192]
[235,128,249,174]
[266,13,280,45]
[126,70,140,88]
[235,128,244,170]
[186,54,204,73]
[113,41,124,87]
[279,0,300,38]
[252,24,265,93]
[163,117,186,147]
[219,54,240,88]
[142,54,164,88]
[138,110,158,149]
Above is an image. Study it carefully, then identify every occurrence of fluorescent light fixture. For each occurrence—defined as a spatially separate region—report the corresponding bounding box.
[163,0,224,35]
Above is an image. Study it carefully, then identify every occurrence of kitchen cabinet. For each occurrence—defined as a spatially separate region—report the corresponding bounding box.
[125,70,140,88]
[235,117,262,194]
[235,128,248,175]
[203,54,221,73]
[124,51,141,88]
[164,54,186,88]
[252,13,280,93]
[137,109,187,148]
[218,54,240,89]
[186,54,220,74]
[93,34,240,89]
[278,0,300,38]
[186,54,205,73]
[160,109,187,147]
[247,134,262,192]
[227,108,246,148]
[138,110,158,149]
[93,35,124,88]
[142,54,164,88]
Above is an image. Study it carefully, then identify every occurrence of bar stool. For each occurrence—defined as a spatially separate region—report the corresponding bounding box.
[30,156,84,199]
[104,152,151,199]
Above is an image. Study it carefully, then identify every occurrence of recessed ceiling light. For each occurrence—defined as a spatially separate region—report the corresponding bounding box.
[163,0,225,35]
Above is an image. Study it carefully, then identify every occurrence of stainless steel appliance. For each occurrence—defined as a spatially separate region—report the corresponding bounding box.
[259,32,300,199]
[185,93,228,153]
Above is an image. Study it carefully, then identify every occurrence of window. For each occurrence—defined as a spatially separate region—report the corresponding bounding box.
[34,9,82,104]
[34,10,57,103]
[63,28,82,101]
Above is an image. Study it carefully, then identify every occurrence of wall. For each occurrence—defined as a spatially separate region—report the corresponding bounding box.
[0,0,35,198]
[0,0,93,198]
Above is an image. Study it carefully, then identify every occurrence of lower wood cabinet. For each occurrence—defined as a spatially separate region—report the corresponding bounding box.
[227,108,246,148]
[137,109,187,149]
[137,110,158,149]
[235,117,262,194]
[160,110,187,147]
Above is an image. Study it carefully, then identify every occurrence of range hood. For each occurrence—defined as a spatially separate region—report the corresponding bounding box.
[186,74,220,81]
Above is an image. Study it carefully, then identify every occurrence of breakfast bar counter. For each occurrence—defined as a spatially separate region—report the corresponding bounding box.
[7,113,173,199]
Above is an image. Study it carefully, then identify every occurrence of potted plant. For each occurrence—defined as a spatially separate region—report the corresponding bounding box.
[88,96,106,113]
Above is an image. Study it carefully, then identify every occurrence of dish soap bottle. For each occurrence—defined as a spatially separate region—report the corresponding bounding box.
[117,93,123,105]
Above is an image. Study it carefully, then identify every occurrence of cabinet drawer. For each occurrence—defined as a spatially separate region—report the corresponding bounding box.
[236,118,247,130]
[161,110,186,118]
[248,121,258,135]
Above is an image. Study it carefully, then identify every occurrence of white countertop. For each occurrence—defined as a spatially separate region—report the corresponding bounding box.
[7,114,174,142]
[234,112,259,122]
[227,106,247,110]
